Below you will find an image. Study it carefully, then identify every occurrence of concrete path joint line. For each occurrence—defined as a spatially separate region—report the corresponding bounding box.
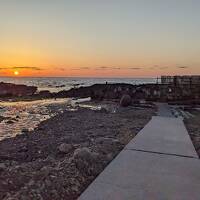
[125,148,199,159]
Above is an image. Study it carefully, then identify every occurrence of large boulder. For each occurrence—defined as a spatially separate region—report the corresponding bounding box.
[120,94,132,107]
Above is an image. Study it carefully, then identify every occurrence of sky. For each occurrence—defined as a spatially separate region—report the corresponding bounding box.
[0,0,200,77]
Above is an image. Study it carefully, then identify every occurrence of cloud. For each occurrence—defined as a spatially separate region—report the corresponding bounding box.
[95,66,110,70]
[0,67,12,70]
[149,65,189,70]
[95,66,141,70]
[71,66,142,71]
[56,67,66,71]
[148,65,168,70]
[0,66,43,71]
[71,67,90,70]
[127,67,141,70]
[112,67,122,70]
[149,65,159,70]
[177,66,189,69]
[159,66,168,70]
[15,67,42,70]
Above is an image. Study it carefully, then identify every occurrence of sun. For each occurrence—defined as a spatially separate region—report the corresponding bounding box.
[14,71,19,76]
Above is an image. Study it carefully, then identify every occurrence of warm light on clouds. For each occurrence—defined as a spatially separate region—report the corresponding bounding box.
[0,64,198,78]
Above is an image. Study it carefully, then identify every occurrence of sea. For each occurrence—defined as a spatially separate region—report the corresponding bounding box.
[0,77,156,140]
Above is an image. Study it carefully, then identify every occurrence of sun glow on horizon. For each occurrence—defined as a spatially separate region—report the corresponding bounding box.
[14,71,19,76]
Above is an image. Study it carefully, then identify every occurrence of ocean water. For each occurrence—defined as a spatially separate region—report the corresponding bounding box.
[0,77,157,92]
[0,77,156,140]
[0,98,93,141]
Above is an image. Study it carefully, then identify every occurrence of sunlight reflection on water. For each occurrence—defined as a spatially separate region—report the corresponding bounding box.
[0,97,107,141]
[0,98,73,140]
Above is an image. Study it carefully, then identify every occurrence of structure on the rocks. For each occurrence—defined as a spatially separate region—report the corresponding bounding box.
[161,75,200,85]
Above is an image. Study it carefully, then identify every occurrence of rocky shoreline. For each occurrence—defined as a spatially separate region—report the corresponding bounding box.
[1,80,199,199]
[1,81,200,104]
[0,102,155,199]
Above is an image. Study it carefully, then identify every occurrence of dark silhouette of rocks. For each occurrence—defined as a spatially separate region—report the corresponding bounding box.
[1,80,200,104]
[55,82,200,103]
[38,90,52,98]
[0,82,37,97]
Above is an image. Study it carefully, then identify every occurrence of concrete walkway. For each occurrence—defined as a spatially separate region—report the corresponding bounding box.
[156,102,174,118]
[79,104,200,200]
[125,116,198,158]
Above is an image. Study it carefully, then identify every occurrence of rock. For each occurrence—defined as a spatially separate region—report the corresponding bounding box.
[193,136,200,143]
[98,107,109,113]
[0,82,37,97]
[98,124,104,128]
[106,153,114,161]
[195,143,200,151]
[0,163,6,171]
[73,147,93,160]
[6,120,15,124]
[96,137,119,145]
[73,147,99,174]
[0,116,5,123]
[18,145,28,152]
[58,143,73,153]
[95,137,121,155]
[120,94,132,107]
[38,90,52,98]
[92,90,104,100]
[22,128,29,133]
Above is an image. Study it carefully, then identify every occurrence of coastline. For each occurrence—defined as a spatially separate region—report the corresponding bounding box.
[0,79,199,199]
[0,101,155,199]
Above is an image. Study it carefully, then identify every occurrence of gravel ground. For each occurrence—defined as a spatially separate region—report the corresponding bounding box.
[0,102,155,200]
[184,109,200,158]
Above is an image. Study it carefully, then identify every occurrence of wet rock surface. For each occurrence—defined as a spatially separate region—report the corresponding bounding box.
[0,98,72,140]
[0,103,154,200]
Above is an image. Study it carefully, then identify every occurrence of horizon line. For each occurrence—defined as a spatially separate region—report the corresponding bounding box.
[0,76,158,79]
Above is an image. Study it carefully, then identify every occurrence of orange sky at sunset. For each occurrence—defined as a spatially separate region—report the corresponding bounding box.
[0,0,200,78]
